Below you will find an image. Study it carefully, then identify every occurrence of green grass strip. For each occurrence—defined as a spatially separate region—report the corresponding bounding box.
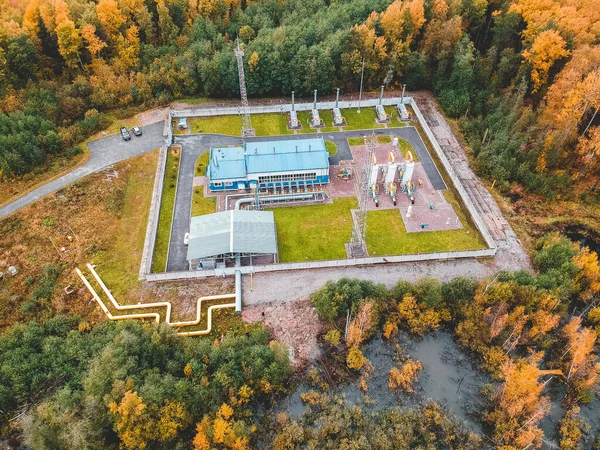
[151,149,181,272]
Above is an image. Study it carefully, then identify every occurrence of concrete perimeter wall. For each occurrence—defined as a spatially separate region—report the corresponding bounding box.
[139,145,168,279]
[142,95,497,281]
[170,97,407,121]
[146,248,496,281]
[407,99,497,251]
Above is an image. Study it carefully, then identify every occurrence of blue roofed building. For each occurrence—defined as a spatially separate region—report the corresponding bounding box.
[208,138,330,191]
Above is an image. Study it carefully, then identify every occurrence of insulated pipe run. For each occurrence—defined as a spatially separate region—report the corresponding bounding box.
[75,264,237,335]
[235,269,242,313]
[401,84,406,104]
[291,91,295,111]
[234,193,317,210]
[379,85,384,105]
[336,88,340,108]
[313,90,317,109]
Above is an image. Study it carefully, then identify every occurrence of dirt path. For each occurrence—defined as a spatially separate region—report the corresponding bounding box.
[411,92,530,272]
[242,297,323,366]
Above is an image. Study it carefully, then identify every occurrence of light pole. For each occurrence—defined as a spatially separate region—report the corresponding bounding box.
[357,56,365,114]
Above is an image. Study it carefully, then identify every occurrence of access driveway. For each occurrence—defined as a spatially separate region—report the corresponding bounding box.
[0,121,166,219]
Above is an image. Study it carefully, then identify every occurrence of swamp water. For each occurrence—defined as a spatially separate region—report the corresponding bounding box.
[277,331,489,435]
[277,330,600,448]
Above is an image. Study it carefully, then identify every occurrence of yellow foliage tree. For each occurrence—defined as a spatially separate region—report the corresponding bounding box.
[97,0,126,40]
[109,391,155,450]
[346,300,378,347]
[397,294,442,335]
[380,0,426,47]
[248,51,259,72]
[561,317,600,392]
[388,358,423,392]
[81,24,107,58]
[346,346,366,370]
[56,18,82,69]
[109,391,190,449]
[573,246,600,301]
[192,403,251,450]
[523,29,570,92]
[115,24,140,72]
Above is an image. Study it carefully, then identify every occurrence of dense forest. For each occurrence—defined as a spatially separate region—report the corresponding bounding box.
[0,0,598,197]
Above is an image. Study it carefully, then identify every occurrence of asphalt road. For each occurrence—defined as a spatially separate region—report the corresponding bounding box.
[166,126,447,271]
[167,134,242,271]
[0,121,166,219]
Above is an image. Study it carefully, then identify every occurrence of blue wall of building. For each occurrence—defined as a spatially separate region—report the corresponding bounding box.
[209,175,330,192]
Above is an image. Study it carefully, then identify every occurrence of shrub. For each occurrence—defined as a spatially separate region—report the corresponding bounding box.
[414,277,443,308]
[442,277,475,312]
[388,359,423,392]
[311,278,382,322]
[31,265,61,301]
[346,347,366,370]
[324,329,340,346]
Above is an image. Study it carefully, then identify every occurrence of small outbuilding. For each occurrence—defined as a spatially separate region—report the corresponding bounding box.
[187,209,278,269]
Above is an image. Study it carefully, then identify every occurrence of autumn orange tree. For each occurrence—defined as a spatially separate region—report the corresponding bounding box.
[555,317,600,402]
[488,355,561,449]
[193,403,252,450]
[109,390,191,449]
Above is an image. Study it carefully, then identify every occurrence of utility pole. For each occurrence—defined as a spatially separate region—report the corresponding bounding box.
[235,37,254,137]
[357,56,365,114]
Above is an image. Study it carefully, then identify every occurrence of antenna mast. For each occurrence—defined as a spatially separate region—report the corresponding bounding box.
[235,38,255,137]
[348,131,376,258]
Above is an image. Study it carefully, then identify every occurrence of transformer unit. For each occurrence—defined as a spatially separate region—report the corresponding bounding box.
[332,88,344,126]
[397,103,409,120]
[375,104,388,122]
[310,90,322,127]
[333,107,344,126]
[289,110,300,128]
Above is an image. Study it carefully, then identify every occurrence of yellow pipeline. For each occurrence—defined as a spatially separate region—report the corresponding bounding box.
[75,264,236,336]
[406,151,413,162]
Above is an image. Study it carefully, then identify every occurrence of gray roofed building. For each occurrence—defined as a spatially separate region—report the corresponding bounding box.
[186,210,278,268]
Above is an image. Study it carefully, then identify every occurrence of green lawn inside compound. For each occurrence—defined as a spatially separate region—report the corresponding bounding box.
[253,113,292,136]
[195,152,209,176]
[269,197,357,262]
[151,148,181,273]
[348,137,365,146]
[341,108,384,131]
[384,106,408,127]
[97,151,157,302]
[192,186,216,216]
[190,115,242,135]
[377,135,392,144]
[325,140,338,156]
[191,153,216,217]
[365,194,485,256]
[296,111,314,133]
[399,138,419,162]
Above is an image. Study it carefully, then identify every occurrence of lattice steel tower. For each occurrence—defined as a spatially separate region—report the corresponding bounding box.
[348,132,376,258]
[235,38,255,137]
